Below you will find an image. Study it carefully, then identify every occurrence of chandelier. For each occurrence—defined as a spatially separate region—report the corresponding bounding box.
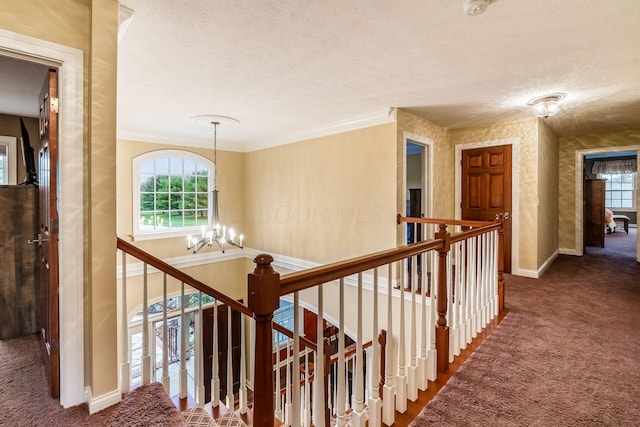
[527,93,566,118]
[187,116,244,254]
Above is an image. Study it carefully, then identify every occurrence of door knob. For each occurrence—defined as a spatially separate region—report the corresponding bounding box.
[27,233,48,247]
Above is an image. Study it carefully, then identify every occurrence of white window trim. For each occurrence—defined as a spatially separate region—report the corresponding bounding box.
[0,135,17,185]
[132,149,213,241]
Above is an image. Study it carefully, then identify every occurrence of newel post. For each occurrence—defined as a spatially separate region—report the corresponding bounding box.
[435,224,450,373]
[248,254,280,427]
[495,214,505,313]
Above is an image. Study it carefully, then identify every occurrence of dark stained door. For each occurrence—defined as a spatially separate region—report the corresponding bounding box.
[584,179,605,248]
[38,68,60,398]
[461,145,512,273]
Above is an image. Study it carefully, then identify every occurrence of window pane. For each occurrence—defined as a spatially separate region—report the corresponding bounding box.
[196,210,209,226]
[155,175,169,192]
[184,159,196,175]
[139,212,156,229]
[622,190,632,200]
[140,193,155,211]
[621,199,632,208]
[169,157,183,175]
[139,159,154,174]
[184,175,196,192]
[156,193,169,210]
[183,210,196,227]
[170,175,183,192]
[197,192,208,209]
[155,213,168,228]
[184,193,195,210]
[611,181,621,190]
[170,193,183,210]
[196,175,208,192]
[155,158,169,175]
[140,174,154,192]
[169,212,184,228]
[611,200,621,208]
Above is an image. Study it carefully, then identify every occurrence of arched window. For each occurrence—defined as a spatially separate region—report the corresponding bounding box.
[133,150,213,238]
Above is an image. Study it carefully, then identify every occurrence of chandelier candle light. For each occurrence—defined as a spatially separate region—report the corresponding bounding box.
[187,115,244,254]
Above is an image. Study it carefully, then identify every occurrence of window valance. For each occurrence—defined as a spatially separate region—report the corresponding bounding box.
[592,159,637,175]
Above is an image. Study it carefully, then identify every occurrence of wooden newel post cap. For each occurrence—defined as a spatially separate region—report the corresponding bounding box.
[248,254,280,316]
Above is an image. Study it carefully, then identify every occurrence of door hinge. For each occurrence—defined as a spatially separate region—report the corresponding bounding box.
[50,97,59,114]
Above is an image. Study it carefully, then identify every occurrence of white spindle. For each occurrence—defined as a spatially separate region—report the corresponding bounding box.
[142,263,151,385]
[179,282,187,399]
[292,292,301,427]
[314,285,325,427]
[211,298,220,406]
[239,312,248,414]
[427,250,437,382]
[492,229,499,316]
[120,251,130,393]
[275,330,282,421]
[383,262,396,425]
[470,236,479,340]
[396,259,407,413]
[458,241,468,351]
[196,292,205,406]
[303,350,311,427]
[352,273,366,426]
[226,306,234,409]
[368,268,382,427]
[284,338,292,425]
[418,251,429,391]
[448,244,457,362]
[408,255,419,401]
[161,273,170,393]
[337,279,346,427]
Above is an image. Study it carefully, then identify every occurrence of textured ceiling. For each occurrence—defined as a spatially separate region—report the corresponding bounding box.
[1,0,639,152]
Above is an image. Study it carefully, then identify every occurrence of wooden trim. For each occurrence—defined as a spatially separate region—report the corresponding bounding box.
[117,238,251,317]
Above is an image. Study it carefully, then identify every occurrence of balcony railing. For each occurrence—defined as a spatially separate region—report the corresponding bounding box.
[116,214,505,426]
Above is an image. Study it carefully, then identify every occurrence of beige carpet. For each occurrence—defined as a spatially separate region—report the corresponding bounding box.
[411,229,640,426]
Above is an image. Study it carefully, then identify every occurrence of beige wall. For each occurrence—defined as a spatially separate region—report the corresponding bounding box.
[537,120,559,266]
[558,129,640,252]
[245,123,397,264]
[450,118,540,273]
[116,139,246,259]
[1,0,120,399]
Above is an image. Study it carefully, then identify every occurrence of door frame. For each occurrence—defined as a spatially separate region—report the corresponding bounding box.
[402,131,434,245]
[574,146,640,262]
[455,138,520,275]
[0,29,85,407]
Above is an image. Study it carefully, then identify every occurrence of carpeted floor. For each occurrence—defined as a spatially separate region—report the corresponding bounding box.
[411,229,640,426]
[0,333,186,426]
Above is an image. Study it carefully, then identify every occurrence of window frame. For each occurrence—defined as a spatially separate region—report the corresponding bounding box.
[132,150,213,240]
[0,135,17,185]
[598,171,637,212]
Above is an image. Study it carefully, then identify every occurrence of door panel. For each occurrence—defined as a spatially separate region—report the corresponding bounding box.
[462,144,512,273]
[38,68,59,398]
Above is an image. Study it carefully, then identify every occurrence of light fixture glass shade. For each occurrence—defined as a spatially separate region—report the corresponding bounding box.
[527,93,566,119]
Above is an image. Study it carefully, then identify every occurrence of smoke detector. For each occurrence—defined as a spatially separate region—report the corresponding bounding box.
[463,0,490,16]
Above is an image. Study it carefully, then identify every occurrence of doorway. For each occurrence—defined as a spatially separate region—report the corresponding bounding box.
[0,30,85,407]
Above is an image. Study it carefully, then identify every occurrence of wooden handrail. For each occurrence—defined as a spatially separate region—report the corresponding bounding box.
[397,214,492,228]
[450,222,502,243]
[280,239,443,296]
[117,237,252,317]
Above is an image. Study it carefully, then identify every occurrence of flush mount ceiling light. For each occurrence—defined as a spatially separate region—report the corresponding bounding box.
[527,93,567,118]
[463,0,490,16]
[186,115,243,253]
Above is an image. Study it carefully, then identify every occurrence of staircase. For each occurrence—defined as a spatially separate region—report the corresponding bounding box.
[117,215,506,426]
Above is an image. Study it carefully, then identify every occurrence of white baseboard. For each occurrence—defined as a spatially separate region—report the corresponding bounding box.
[512,250,559,279]
[512,268,539,278]
[537,250,559,277]
[86,387,121,414]
[559,248,582,256]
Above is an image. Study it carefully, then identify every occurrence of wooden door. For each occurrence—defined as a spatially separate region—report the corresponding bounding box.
[461,145,512,273]
[38,68,60,398]
[584,179,605,248]
[202,303,241,405]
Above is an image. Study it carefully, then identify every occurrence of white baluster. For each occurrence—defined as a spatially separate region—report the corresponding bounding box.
[470,236,479,339]
[161,273,170,393]
[352,273,366,426]
[396,259,407,413]
[275,330,282,421]
[458,242,468,351]
[293,292,301,427]
[142,263,151,385]
[368,268,382,427]
[196,292,205,406]
[179,282,187,399]
[120,251,130,393]
[226,306,234,409]
[212,298,220,407]
[427,250,437,381]
[303,350,311,427]
[239,313,248,414]
[448,245,456,362]
[337,279,346,427]
[492,229,499,317]
[418,251,429,391]
[284,338,292,426]
[382,262,396,426]
[408,255,419,401]
[314,285,326,427]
